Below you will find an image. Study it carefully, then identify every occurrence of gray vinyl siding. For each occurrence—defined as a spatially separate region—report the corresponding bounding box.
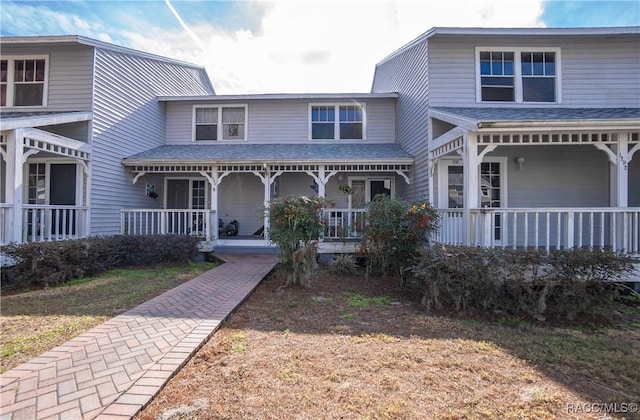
[490,145,609,207]
[1,45,94,111]
[90,48,213,235]
[427,34,640,107]
[164,98,396,144]
[371,40,429,201]
[41,121,90,142]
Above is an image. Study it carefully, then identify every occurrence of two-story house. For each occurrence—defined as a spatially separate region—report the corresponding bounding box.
[120,93,412,252]
[372,27,640,253]
[0,35,214,245]
[2,27,639,256]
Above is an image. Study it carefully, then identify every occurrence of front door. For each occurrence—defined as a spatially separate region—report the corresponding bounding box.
[438,159,505,242]
[166,179,207,235]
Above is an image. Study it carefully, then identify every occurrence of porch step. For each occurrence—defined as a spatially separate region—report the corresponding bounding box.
[213,246,281,255]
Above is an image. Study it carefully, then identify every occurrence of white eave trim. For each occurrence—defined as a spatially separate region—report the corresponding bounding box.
[477,119,640,132]
[157,93,399,102]
[429,110,640,132]
[122,157,414,167]
[0,111,92,131]
[429,109,479,131]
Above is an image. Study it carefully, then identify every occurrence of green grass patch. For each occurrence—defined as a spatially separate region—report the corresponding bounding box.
[0,261,217,373]
[344,292,392,308]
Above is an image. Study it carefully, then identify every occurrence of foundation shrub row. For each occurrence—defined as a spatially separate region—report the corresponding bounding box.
[1,234,200,288]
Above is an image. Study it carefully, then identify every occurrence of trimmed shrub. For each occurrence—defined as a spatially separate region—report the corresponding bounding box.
[359,196,438,280]
[1,234,201,288]
[267,195,334,286]
[407,246,634,322]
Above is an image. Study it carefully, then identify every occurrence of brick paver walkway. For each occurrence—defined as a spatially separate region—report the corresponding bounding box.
[0,254,279,420]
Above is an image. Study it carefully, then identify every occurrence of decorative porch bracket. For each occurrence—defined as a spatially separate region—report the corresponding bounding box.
[306,165,338,197]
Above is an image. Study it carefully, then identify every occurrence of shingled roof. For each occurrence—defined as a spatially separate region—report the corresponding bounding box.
[122,143,413,165]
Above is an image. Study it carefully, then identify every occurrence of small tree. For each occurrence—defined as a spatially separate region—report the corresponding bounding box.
[268,195,334,286]
[359,195,438,281]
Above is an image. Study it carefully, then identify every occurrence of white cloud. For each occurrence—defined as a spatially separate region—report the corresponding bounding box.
[2,0,546,94]
[160,0,546,94]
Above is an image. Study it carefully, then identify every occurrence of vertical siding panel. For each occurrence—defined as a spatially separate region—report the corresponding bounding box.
[91,48,213,235]
[372,40,429,201]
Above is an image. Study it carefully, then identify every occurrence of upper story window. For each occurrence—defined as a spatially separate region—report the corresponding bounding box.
[477,48,560,103]
[193,105,247,141]
[310,103,365,140]
[0,56,49,107]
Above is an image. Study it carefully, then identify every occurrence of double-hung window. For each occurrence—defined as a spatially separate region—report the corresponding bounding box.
[310,103,365,140]
[477,48,559,103]
[193,105,247,141]
[1,55,48,107]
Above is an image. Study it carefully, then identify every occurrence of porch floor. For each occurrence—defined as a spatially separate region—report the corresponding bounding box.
[0,253,279,420]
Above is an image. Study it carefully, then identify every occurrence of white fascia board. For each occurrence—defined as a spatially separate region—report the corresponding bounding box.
[122,157,414,167]
[0,112,92,131]
[429,109,479,131]
[157,93,399,102]
[477,119,640,132]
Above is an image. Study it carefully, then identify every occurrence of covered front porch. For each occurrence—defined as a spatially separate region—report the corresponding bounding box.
[428,107,640,254]
[0,112,92,245]
[120,143,413,252]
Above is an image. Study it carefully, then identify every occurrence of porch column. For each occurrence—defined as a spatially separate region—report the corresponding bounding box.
[613,132,629,208]
[263,166,271,245]
[211,167,219,242]
[613,133,629,252]
[6,129,24,243]
[463,133,480,246]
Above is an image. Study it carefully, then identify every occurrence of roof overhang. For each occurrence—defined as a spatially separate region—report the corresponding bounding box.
[429,108,640,132]
[122,143,413,168]
[0,111,92,131]
[157,92,399,102]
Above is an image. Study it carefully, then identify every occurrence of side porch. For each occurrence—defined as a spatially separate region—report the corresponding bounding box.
[428,107,640,254]
[0,112,92,245]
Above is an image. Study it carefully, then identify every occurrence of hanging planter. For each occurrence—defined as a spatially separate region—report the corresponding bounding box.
[338,184,353,195]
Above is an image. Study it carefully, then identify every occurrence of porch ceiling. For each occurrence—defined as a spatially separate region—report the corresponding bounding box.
[430,107,640,131]
[122,143,414,166]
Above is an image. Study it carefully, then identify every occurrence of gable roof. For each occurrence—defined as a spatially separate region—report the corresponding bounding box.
[0,35,215,93]
[122,143,413,165]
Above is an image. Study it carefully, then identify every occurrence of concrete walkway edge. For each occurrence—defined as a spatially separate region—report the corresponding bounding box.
[0,254,279,420]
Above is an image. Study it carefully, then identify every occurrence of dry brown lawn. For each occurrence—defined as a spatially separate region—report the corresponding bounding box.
[138,267,640,420]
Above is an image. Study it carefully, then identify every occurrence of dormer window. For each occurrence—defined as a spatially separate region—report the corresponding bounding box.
[310,103,365,140]
[477,48,560,103]
[0,56,48,107]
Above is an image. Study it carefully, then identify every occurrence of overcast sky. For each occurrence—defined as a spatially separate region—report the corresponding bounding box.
[1,0,638,94]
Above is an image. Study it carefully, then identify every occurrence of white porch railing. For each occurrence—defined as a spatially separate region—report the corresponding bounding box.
[1,203,11,245]
[120,209,216,241]
[323,208,366,239]
[22,205,89,242]
[433,208,640,254]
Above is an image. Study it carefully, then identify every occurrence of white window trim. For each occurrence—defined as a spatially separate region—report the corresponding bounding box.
[475,47,561,104]
[192,104,248,142]
[23,158,81,205]
[308,103,367,141]
[437,157,508,209]
[164,177,210,209]
[1,55,50,108]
